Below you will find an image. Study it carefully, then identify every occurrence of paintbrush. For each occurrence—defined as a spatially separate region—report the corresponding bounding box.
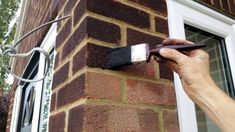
[105,43,206,69]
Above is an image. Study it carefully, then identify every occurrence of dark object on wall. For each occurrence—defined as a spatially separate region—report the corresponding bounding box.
[105,43,206,69]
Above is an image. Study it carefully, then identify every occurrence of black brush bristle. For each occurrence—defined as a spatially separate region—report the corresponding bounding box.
[105,46,132,69]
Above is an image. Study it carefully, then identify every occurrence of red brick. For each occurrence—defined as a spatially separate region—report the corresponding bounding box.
[81,0,150,28]
[58,0,66,12]
[72,45,87,73]
[213,0,221,8]
[62,17,120,60]
[50,0,58,18]
[86,43,109,68]
[57,74,85,108]
[86,17,121,44]
[119,59,156,78]
[159,64,173,80]
[69,105,159,131]
[127,28,163,49]
[129,0,167,15]
[155,17,169,34]
[54,51,60,69]
[163,110,179,132]
[64,0,77,15]
[56,18,72,49]
[229,0,235,14]
[74,0,87,26]
[49,112,65,132]
[86,72,121,100]
[126,79,176,105]
[72,43,109,73]
[52,62,69,89]
[68,106,85,132]
[61,18,87,60]
[221,0,229,11]
[50,93,56,112]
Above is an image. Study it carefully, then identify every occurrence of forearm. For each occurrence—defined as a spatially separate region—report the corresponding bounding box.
[191,77,235,131]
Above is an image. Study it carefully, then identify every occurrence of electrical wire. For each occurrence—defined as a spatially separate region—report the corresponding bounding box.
[0,15,70,83]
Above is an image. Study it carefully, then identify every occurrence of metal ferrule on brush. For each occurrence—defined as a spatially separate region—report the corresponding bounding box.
[131,43,150,63]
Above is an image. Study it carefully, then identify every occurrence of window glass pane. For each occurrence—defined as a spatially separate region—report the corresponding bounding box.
[185,25,235,132]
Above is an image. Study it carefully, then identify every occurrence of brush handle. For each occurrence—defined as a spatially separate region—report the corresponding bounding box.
[147,43,206,62]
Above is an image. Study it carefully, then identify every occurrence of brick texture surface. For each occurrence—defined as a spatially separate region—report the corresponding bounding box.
[163,110,180,132]
[61,17,120,60]
[127,28,163,49]
[230,0,235,15]
[155,17,168,34]
[68,106,85,132]
[74,0,150,28]
[72,43,109,73]
[119,59,156,79]
[126,79,176,105]
[57,74,85,108]
[56,18,72,49]
[52,62,69,89]
[50,93,56,112]
[49,112,65,132]
[68,105,160,132]
[86,72,121,100]
[129,0,167,15]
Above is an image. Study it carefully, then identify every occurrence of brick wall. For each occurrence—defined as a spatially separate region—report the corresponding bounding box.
[196,0,235,17]
[6,0,56,131]
[50,0,178,131]
[7,0,235,132]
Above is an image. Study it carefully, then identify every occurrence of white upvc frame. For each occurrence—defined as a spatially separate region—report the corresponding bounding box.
[10,22,57,132]
[167,0,235,132]
[31,21,57,132]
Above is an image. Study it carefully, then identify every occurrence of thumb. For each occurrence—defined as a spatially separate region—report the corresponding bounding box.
[159,48,187,64]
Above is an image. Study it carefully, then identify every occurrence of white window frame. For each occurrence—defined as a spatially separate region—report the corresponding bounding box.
[10,22,57,132]
[167,0,235,132]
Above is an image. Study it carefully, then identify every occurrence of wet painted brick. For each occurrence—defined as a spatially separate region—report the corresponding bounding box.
[155,17,168,34]
[49,112,65,132]
[163,110,179,132]
[86,17,121,44]
[62,17,120,60]
[127,28,163,49]
[57,74,85,108]
[74,0,149,28]
[159,64,173,80]
[56,18,72,49]
[119,59,156,79]
[68,105,159,131]
[68,105,85,132]
[129,0,167,15]
[86,72,121,100]
[72,43,109,73]
[52,62,69,89]
[126,79,176,105]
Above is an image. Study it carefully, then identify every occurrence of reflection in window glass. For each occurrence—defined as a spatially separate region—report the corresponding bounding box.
[185,25,234,132]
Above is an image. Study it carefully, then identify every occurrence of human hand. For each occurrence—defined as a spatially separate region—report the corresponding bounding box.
[158,38,214,98]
